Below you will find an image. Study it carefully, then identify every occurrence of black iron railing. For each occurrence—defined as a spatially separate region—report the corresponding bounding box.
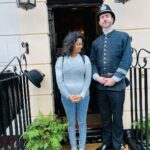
[129,48,150,150]
[0,73,31,149]
[0,42,31,149]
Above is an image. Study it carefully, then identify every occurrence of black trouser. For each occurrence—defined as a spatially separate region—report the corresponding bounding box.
[96,90,125,150]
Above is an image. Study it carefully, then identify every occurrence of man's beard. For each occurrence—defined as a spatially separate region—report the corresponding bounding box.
[101,22,112,29]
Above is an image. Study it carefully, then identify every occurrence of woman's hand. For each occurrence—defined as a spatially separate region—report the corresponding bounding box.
[68,95,83,103]
[75,95,83,102]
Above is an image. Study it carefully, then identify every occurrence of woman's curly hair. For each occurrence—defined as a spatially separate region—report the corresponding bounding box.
[62,31,84,56]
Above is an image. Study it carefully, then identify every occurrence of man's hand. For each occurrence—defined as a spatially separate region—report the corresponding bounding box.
[96,76,107,85]
[104,78,116,86]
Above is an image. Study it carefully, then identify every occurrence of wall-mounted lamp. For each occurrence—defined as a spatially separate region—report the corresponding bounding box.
[115,0,130,4]
[16,0,36,10]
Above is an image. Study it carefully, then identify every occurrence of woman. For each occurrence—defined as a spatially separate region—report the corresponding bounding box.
[55,31,91,150]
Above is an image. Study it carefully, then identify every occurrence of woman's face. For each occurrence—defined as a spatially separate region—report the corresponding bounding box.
[72,38,83,54]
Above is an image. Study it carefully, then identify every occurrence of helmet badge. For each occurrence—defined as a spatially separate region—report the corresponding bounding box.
[100,5,107,11]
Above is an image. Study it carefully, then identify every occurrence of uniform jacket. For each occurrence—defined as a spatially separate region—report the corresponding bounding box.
[90,29,132,91]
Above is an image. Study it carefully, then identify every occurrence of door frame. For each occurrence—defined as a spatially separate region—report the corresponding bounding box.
[47,2,103,142]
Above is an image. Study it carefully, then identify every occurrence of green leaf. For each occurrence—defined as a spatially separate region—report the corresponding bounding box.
[21,112,67,150]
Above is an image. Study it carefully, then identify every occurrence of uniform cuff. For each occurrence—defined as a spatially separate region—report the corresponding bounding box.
[112,75,122,82]
[93,73,99,80]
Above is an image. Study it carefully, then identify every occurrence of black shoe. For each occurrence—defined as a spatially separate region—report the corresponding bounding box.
[96,144,112,150]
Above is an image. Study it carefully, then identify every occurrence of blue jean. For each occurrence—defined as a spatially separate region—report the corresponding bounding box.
[61,95,90,149]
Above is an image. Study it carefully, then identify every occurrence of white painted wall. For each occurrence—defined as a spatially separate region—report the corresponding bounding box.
[0,0,54,121]
[104,0,150,129]
[0,1,21,68]
[17,0,54,119]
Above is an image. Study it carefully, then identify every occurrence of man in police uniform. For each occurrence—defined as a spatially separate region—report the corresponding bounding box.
[90,4,132,150]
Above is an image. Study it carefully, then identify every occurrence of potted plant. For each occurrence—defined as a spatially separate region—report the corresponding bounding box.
[22,112,67,150]
[133,114,150,149]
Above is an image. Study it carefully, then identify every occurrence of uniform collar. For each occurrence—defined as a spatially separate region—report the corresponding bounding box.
[103,29,115,37]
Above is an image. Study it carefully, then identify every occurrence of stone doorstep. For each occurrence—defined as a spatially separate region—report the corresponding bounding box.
[62,144,130,150]
[62,143,101,150]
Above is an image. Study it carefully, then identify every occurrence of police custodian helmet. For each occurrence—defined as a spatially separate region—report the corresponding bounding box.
[97,4,115,23]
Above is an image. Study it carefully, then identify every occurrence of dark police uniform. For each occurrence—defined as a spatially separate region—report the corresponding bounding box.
[90,29,132,150]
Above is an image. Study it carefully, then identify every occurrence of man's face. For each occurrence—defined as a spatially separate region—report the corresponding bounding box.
[99,13,114,29]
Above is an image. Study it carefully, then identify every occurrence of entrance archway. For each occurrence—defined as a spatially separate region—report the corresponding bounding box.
[48,1,103,141]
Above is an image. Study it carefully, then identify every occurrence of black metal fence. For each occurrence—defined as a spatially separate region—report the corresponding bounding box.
[0,43,31,150]
[129,48,150,150]
[0,72,31,150]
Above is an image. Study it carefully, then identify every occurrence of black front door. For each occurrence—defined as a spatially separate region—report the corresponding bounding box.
[48,4,103,133]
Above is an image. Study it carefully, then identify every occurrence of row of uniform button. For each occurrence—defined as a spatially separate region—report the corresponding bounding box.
[103,35,108,70]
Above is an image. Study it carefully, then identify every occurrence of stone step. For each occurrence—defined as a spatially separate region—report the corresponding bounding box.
[62,143,101,150]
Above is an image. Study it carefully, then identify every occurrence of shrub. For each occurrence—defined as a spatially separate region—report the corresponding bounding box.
[22,112,67,150]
